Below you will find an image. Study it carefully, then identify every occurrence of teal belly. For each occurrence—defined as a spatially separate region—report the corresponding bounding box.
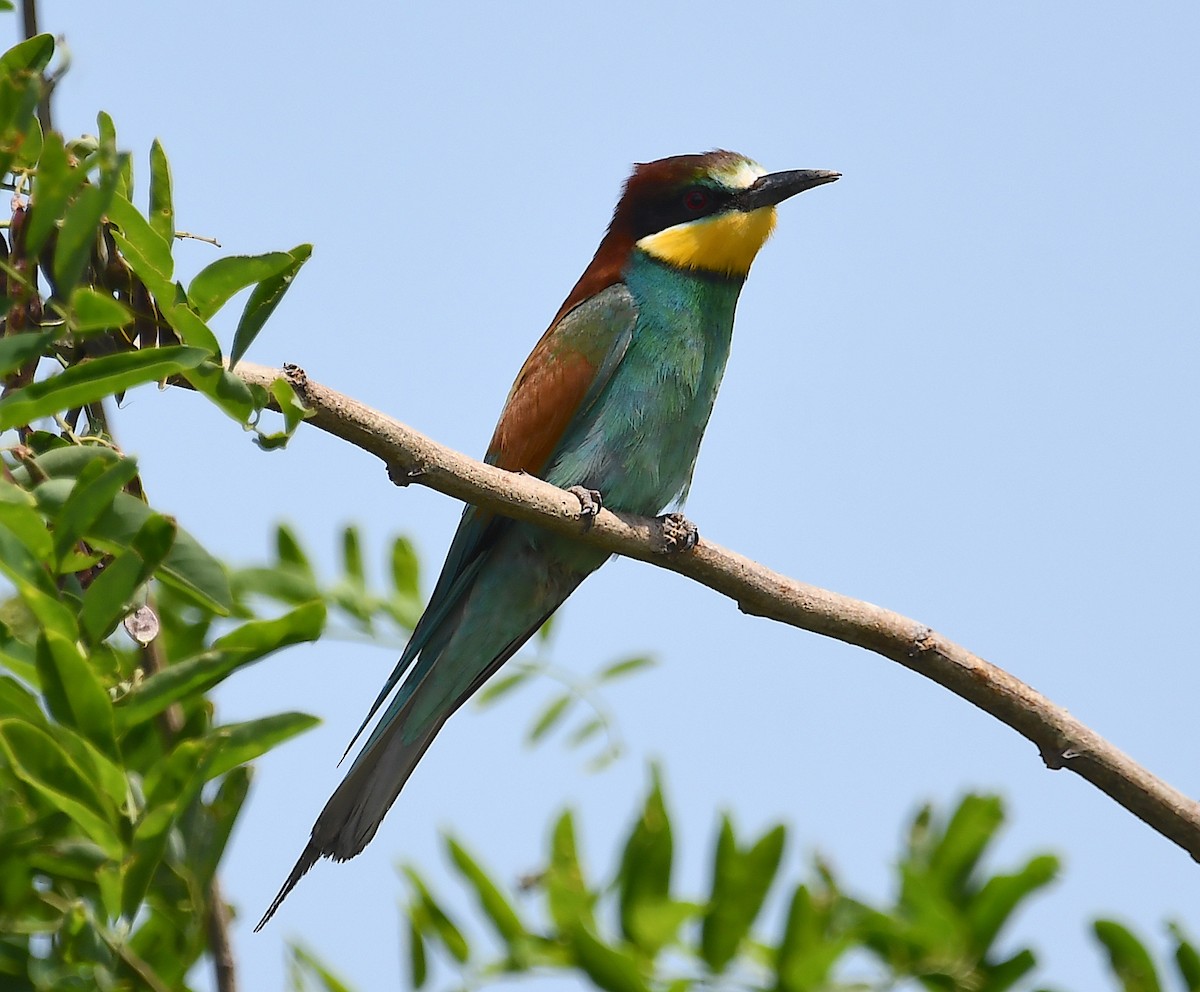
[544,251,743,515]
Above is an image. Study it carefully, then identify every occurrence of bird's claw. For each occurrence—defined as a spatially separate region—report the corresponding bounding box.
[387,461,425,488]
[567,486,604,530]
[657,512,699,553]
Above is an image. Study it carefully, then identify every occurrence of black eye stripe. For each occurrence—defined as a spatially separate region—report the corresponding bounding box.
[631,185,733,239]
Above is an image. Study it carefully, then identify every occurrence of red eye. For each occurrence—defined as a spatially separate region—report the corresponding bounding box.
[683,188,709,212]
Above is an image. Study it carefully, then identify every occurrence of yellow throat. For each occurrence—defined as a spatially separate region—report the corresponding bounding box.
[635,206,778,279]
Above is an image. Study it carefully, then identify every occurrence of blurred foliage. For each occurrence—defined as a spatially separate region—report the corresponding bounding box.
[391,776,1198,992]
[476,642,656,771]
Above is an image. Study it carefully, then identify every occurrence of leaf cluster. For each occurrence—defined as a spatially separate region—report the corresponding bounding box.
[0,32,337,989]
[392,775,1199,992]
[0,436,326,988]
[0,35,312,450]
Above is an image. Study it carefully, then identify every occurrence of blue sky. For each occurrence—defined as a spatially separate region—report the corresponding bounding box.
[29,2,1200,989]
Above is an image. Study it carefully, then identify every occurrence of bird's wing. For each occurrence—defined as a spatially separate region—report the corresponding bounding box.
[340,284,638,756]
[487,283,638,475]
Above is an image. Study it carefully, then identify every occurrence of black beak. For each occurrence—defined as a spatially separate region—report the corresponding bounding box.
[736,169,840,211]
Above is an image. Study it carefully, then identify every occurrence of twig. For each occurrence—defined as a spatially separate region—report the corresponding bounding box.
[19,0,53,134]
[175,230,223,248]
[227,360,1200,863]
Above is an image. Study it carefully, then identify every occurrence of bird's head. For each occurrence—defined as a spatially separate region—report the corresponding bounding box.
[618,150,839,279]
[553,150,838,324]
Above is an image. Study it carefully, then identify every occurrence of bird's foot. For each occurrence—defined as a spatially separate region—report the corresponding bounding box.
[387,460,425,488]
[567,486,604,530]
[656,512,699,553]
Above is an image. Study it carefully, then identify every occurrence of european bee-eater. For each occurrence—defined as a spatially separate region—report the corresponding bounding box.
[258,150,838,927]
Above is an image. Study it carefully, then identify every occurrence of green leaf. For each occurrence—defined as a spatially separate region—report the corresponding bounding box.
[50,455,141,566]
[188,766,251,889]
[6,442,120,484]
[0,345,210,429]
[775,883,851,992]
[0,674,43,722]
[0,477,51,559]
[0,516,78,640]
[115,149,133,202]
[403,865,470,962]
[123,738,216,918]
[206,712,320,780]
[568,926,650,992]
[97,110,117,155]
[106,193,173,282]
[597,655,655,683]
[270,375,311,432]
[618,767,673,945]
[341,525,365,585]
[567,716,604,748]
[967,854,1059,950]
[628,899,698,957]
[147,138,174,244]
[35,478,233,613]
[1169,921,1200,991]
[390,536,420,600]
[27,132,84,257]
[52,721,129,814]
[15,109,41,167]
[701,818,786,971]
[528,692,573,744]
[188,251,297,321]
[930,793,1004,897]
[0,34,54,76]
[181,358,260,425]
[233,565,319,605]
[0,38,47,178]
[475,668,530,706]
[445,835,527,946]
[229,243,312,368]
[68,287,134,335]
[54,157,126,295]
[35,631,118,759]
[275,523,314,575]
[546,810,595,932]
[987,950,1038,992]
[407,914,428,989]
[1094,919,1162,992]
[160,282,222,353]
[289,945,354,992]
[0,718,122,858]
[0,328,56,377]
[113,603,324,726]
[256,376,312,448]
[107,206,225,355]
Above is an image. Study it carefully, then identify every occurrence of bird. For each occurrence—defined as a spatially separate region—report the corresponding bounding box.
[257,150,838,927]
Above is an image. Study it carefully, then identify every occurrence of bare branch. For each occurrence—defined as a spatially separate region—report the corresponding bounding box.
[230,361,1200,863]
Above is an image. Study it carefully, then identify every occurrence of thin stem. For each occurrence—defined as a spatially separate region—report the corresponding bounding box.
[19,0,53,133]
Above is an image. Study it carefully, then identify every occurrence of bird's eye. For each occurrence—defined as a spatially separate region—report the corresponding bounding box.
[683,188,710,212]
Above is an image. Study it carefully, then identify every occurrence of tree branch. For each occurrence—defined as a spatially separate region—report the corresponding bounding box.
[231,361,1200,863]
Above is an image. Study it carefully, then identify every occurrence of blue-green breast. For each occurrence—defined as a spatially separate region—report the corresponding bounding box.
[544,248,744,514]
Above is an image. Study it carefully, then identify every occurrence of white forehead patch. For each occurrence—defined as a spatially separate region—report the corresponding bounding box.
[713,157,766,190]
